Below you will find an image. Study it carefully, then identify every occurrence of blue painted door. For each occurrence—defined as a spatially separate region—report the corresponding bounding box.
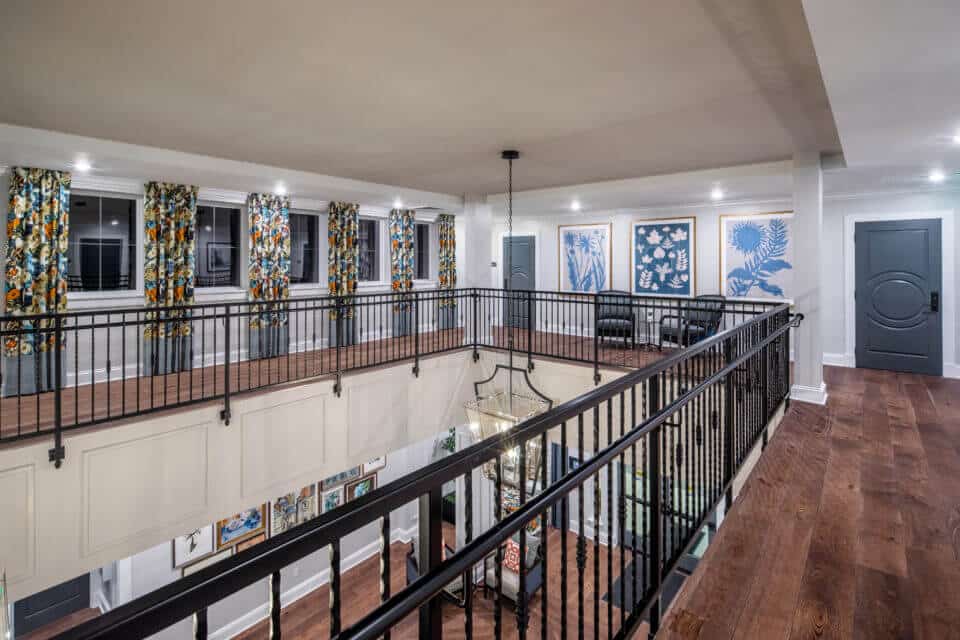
[855,219,942,375]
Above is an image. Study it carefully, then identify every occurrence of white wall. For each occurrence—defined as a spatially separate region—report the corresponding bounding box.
[493,188,960,375]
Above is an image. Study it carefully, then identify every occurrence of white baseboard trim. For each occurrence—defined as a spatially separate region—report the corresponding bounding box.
[944,362,960,379]
[823,352,855,368]
[210,525,417,640]
[790,382,828,406]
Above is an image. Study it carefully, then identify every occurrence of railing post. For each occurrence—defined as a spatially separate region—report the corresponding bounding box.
[723,336,734,510]
[593,293,601,385]
[784,313,792,410]
[418,486,443,640]
[48,315,65,468]
[471,289,479,362]
[220,304,231,425]
[412,293,420,377]
[333,297,343,397]
[761,317,770,448]
[526,289,534,372]
[647,375,662,639]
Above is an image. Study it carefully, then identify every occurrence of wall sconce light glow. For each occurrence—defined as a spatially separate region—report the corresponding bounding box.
[570,200,581,212]
[710,187,724,201]
[73,157,91,173]
[393,198,404,209]
[275,183,287,196]
[929,169,946,184]
[110,219,119,226]
[953,132,960,145]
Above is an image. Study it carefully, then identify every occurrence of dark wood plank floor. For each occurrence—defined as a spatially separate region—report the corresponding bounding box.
[660,366,960,640]
[234,527,648,640]
[0,327,667,442]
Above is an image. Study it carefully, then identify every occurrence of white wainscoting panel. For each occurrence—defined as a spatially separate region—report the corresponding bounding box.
[0,464,35,583]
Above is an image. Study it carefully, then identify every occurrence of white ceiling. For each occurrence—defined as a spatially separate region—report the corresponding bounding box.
[0,0,840,196]
[802,0,960,175]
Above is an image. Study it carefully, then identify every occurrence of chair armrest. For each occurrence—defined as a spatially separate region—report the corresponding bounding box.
[658,314,687,328]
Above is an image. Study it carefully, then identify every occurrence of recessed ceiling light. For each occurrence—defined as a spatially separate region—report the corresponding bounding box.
[929,169,946,184]
[570,200,581,211]
[73,157,91,173]
[710,187,724,201]
[275,183,287,196]
[393,198,404,209]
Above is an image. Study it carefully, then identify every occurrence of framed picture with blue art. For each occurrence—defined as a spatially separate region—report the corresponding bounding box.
[720,212,795,302]
[631,217,696,297]
[557,223,612,293]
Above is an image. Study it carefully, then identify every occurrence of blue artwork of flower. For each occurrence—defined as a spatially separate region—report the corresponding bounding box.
[725,218,792,298]
[561,226,608,292]
[633,222,693,295]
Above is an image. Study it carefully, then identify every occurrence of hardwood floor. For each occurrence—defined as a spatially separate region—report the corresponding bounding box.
[234,528,648,640]
[660,366,960,640]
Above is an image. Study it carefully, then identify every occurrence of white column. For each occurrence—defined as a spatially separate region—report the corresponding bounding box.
[790,152,827,404]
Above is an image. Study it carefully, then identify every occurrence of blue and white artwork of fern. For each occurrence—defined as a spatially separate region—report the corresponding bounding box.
[632,219,695,296]
[722,214,794,300]
[559,224,610,292]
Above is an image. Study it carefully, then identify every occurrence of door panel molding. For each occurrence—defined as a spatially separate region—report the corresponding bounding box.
[843,210,955,372]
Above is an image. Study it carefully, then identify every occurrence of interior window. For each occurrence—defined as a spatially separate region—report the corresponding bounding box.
[289,213,318,284]
[196,206,241,287]
[358,218,380,282]
[67,194,136,292]
[414,223,430,280]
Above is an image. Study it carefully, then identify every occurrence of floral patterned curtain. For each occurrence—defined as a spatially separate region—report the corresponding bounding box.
[437,214,456,307]
[389,208,415,309]
[248,193,291,328]
[143,182,197,339]
[327,201,359,318]
[3,167,70,356]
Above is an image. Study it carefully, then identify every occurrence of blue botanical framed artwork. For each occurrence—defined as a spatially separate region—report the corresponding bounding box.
[632,218,696,297]
[720,212,795,301]
[558,223,611,293]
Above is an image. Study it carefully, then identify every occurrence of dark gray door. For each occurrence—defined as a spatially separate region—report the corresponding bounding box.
[13,574,89,637]
[502,235,535,328]
[855,219,942,375]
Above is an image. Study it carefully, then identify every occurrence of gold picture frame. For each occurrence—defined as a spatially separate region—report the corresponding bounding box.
[719,211,795,302]
[557,223,612,293]
[630,216,697,297]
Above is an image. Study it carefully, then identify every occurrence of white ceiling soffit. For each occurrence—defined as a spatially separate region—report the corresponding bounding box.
[0,0,839,196]
[0,125,461,211]
[802,0,960,173]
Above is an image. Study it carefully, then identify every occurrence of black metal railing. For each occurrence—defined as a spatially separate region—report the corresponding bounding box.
[0,288,778,467]
[51,302,799,640]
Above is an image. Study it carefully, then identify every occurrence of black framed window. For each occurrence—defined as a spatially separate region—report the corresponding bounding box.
[196,206,241,287]
[67,194,136,291]
[414,223,430,280]
[358,218,380,282]
[289,213,318,284]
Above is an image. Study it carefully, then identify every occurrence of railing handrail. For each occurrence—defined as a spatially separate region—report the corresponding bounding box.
[0,287,782,322]
[53,303,797,640]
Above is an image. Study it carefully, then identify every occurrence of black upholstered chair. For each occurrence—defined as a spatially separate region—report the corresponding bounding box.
[659,295,726,349]
[596,290,635,349]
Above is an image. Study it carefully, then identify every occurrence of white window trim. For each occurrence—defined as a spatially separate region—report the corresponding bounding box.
[195,200,246,293]
[67,188,145,305]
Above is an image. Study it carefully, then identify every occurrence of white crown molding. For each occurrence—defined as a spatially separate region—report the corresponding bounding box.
[824,185,960,202]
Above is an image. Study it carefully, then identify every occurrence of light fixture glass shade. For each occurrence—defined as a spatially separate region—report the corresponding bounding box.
[465,389,549,487]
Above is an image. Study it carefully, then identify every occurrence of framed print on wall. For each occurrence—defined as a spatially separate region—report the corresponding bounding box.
[345,474,377,501]
[632,218,696,296]
[363,455,386,475]
[216,504,267,550]
[720,212,795,302]
[172,525,214,569]
[182,548,233,578]
[321,466,362,491]
[322,486,345,513]
[558,223,612,293]
[271,485,318,536]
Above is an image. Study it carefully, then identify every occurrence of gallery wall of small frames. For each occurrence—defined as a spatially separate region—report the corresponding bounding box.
[171,455,387,575]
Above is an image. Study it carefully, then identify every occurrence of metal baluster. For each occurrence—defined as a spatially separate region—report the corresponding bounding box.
[561,419,569,639]
[465,471,473,640]
[518,437,528,640]
[329,539,341,637]
[381,513,391,640]
[193,608,208,640]
[618,392,626,631]
[494,455,503,640]
[606,399,613,639]
[648,376,662,640]
[593,406,600,640]
[577,413,586,640]
[541,429,548,640]
[270,570,282,639]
